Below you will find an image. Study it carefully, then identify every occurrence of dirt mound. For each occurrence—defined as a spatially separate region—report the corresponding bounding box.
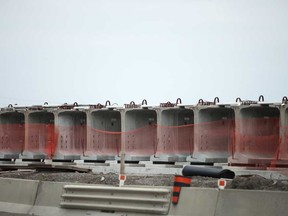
[0,171,288,191]
[229,175,288,191]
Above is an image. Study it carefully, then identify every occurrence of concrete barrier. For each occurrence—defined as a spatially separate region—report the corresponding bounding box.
[1,178,288,216]
[214,189,288,216]
[168,187,218,216]
[0,178,39,214]
[171,187,288,216]
[29,181,67,216]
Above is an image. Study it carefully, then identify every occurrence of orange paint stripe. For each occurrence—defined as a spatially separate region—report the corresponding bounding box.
[172,196,179,203]
[173,186,181,193]
[174,176,191,184]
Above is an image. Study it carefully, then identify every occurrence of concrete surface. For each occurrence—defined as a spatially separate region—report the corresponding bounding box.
[169,187,218,216]
[0,178,38,214]
[1,178,288,216]
[214,189,288,216]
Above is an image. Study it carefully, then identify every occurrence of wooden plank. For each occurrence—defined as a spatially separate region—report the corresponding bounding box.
[0,164,91,173]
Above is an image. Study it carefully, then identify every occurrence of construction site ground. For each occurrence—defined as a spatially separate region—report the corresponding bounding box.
[1,166,288,191]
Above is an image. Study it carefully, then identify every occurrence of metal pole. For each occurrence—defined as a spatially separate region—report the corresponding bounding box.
[119,151,125,187]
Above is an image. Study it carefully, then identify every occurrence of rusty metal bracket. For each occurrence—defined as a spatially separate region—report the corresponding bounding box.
[124,101,140,108]
[29,106,43,111]
[3,104,15,112]
[197,99,215,106]
[235,97,259,105]
[90,103,104,109]
[160,101,175,107]
[59,102,78,110]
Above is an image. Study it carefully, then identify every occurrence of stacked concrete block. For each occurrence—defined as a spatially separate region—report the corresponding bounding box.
[52,104,86,160]
[229,96,280,165]
[279,96,288,161]
[121,101,157,161]
[21,106,55,160]
[0,96,288,166]
[153,101,194,162]
[84,105,121,161]
[193,98,235,163]
[0,106,25,159]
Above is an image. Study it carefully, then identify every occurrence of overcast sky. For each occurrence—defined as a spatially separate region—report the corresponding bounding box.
[0,0,287,107]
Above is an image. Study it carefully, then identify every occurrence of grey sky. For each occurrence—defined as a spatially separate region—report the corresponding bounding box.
[0,0,287,107]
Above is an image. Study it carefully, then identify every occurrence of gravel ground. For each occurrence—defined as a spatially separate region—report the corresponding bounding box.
[0,170,288,191]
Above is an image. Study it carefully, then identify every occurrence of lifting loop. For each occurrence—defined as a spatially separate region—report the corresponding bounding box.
[198,99,204,105]
[235,97,242,103]
[105,100,111,106]
[176,98,182,105]
[214,97,219,104]
[142,99,148,105]
[258,95,264,102]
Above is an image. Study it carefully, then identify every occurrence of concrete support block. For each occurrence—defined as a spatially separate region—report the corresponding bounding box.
[0,178,39,214]
[139,160,153,165]
[151,155,188,162]
[33,181,65,207]
[105,160,118,165]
